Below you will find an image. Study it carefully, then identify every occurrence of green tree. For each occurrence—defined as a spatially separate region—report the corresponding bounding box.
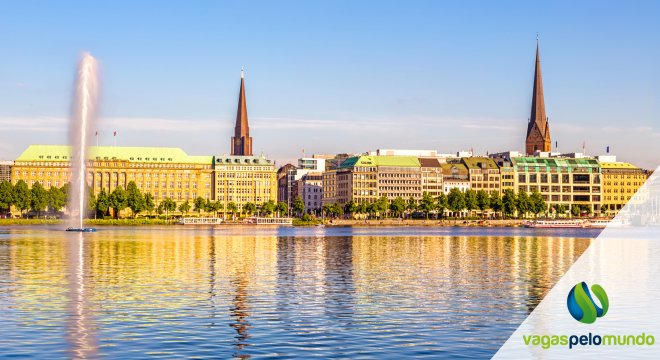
[447,188,466,218]
[261,200,276,216]
[162,197,177,220]
[109,186,128,219]
[47,186,67,213]
[419,192,435,219]
[194,196,206,214]
[406,197,418,218]
[529,190,546,217]
[435,193,448,218]
[323,203,333,217]
[516,191,530,218]
[375,196,389,219]
[209,200,223,217]
[571,204,580,217]
[275,202,288,217]
[227,201,238,220]
[292,196,305,217]
[389,197,406,218]
[144,193,156,215]
[555,204,566,218]
[95,189,110,217]
[88,191,96,218]
[178,200,191,215]
[357,202,368,215]
[502,189,516,219]
[490,191,503,218]
[344,200,357,217]
[30,182,49,217]
[332,202,344,218]
[13,180,31,217]
[464,189,478,216]
[243,202,256,216]
[476,189,490,215]
[126,181,145,217]
[0,181,14,213]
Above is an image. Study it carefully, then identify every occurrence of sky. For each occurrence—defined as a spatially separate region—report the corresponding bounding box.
[0,1,658,168]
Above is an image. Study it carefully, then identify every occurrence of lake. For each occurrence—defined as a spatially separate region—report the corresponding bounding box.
[0,226,597,359]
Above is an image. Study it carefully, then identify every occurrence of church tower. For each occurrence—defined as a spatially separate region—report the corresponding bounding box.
[525,41,552,155]
[231,68,253,156]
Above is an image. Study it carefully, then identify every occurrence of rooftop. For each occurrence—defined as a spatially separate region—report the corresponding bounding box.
[16,144,214,164]
[339,155,421,169]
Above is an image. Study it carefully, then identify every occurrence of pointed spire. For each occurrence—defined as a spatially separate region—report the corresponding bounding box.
[231,67,253,156]
[526,38,551,154]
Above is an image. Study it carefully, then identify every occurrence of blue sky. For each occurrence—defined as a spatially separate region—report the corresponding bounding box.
[1,1,658,168]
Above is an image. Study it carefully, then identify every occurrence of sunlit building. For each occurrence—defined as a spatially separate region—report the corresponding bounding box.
[600,160,647,213]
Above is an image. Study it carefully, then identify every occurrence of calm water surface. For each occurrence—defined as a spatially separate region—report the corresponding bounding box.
[0,226,597,359]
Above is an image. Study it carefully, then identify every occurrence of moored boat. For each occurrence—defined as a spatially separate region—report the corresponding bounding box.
[524,219,585,228]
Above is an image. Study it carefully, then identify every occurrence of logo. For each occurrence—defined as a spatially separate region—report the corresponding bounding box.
[567,282,609,324]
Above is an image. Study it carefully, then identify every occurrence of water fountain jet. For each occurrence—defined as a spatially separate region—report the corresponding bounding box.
[66,52,99,232]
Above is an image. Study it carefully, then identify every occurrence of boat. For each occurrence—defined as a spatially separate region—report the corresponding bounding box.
[177,217,224,225]
[65,228,97,232]
[524,219,585,228]
[583,218,627,228]
[244,217,293,225]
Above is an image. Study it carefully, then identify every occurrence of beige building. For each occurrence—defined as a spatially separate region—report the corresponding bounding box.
[600,161,647,213]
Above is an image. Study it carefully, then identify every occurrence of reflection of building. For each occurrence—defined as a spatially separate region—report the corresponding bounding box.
[0,160,12,182]
[600,159,647,213]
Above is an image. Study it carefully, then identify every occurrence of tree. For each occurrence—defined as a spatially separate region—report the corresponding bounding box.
[243,202,256,216]
[375,196,389,219]
[13,180,31,217]
[323,203,333,218]
[476,190,491,215]
[178,200,191,215]
[390,197,406,218]
[357,202,368,216]
[162,198,177,220]
[292,196,305,217]
[87,190,96,218]
[406,197,418,218]
[447,188,466,218]
[516,191,530,218]
[194,196,206,215]
[464,189,478,217]
[571,204,580,217]
[502,189,516,219]
[344,200,357,217]
[419,192,435,219]
[261,200,275,217]
[126,181,145,218]
[529,190,546,217]
[95,189,110,217]
[227,201,238,220]
[109,186,128,219]
[275,202,288,217]
[556,204,567,218]
[435,193,448,218]
[144,193,156,215]
[47,186,67,213]
[490,191,503,218]
[30,182,49,217]
[331,202,344,218]
[0,181,14,213]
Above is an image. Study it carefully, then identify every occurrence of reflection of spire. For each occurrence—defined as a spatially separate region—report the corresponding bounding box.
[208,234,218,326]
[66,233,97,359]
[229,274,251,358]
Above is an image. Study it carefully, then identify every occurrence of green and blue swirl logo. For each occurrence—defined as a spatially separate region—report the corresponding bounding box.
[567,282,609,324]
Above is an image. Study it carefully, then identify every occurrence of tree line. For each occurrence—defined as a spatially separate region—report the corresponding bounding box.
[293,188,590,220]
[0,180,290,220]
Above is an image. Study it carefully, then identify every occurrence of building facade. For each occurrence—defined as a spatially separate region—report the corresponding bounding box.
[0,161,12,183]
[600,161,647,213]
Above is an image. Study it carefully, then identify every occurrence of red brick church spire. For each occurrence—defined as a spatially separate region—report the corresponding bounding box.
[526,39,551,155]
[231,67,253,156]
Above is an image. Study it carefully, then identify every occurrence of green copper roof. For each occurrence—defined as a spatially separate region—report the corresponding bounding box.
[461,157,498,170]
[512,157,599,168]
[214,155,274,166]
[16,145,213,164]
[339,155,421,169]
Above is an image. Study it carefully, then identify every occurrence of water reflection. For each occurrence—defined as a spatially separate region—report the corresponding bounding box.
[0,228,591,358]
[65,233,97,359]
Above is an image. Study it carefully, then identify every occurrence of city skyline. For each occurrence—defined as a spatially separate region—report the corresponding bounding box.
[1,1,658,168]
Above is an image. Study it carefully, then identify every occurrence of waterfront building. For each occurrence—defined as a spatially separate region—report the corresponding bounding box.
[282,156,327,209]
[297,172,323,214]
[213,155,276,211]
[0,161,12,183]
[420,158,444,198]
[525,42,552,155]
[440,163,470,194]
[12,145,213,202]
[599,158,647,213]
[277,163,296,204]
[461,157,501,194]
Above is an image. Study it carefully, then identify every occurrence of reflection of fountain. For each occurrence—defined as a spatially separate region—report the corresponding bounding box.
[66,232,97,359]
[67,52,99,232]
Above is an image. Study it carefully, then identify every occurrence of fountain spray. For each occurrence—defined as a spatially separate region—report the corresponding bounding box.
[67,52,99,231]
